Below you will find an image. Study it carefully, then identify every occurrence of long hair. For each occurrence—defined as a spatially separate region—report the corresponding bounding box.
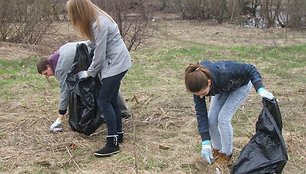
[184,63,212,93]
[66,0,115,41]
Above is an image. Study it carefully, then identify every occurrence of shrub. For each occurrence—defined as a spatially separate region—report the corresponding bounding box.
[0,0,60,44]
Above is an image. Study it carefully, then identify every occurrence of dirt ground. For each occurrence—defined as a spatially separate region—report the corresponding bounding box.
[1,12,306,174]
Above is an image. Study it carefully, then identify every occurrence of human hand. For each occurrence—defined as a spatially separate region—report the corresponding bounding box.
[77,70,89,79]
[50,118,63,132]
[258,87,274,100]
[201,140,214,164]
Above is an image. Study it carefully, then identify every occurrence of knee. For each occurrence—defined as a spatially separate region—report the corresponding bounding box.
[209,117,218,127]
[218,118,231,127]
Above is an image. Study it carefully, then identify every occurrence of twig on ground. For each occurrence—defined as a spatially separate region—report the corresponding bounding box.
[2,156,11,160]
[65,146,84,173]
[8,161,16,172]
[144,112,156,122]
[131,95,139,104]
[132,111,139,174]
[143,98,152,106]
[158,106,165,115]
[89,128,106,137]
[246,114,255,128]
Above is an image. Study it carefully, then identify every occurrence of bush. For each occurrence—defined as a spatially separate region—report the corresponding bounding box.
[287,0,306,29]
[0,0,60,44]
[176,0,228,23]
[92,0,154,51]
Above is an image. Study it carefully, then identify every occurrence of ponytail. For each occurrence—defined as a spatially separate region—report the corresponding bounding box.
[184,63,211,93]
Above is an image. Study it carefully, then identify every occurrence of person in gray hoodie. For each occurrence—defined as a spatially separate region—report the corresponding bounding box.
[67,0,133,157]
[37,41,131,133]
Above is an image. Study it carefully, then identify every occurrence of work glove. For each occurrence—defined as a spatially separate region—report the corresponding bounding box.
[201,140,214,164]
[77,70,89,79]
[49,118,63,132]
[257,87,274,100]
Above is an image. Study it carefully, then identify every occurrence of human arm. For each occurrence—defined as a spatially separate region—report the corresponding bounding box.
[86,16,108,78]
[243,63,274,99]
[57,73,69,116]
[52,68,69,132]
[193,95,210,141]
[228,62,274,99]
[193,95,213,163]
[49,78,68,132]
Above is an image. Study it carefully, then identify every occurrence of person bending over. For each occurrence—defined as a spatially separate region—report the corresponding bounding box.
[37,41,131,132]
[184,61,274,167]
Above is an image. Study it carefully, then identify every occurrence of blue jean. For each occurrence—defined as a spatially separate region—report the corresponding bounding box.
[97,71,127,135]
[208,82,252,155]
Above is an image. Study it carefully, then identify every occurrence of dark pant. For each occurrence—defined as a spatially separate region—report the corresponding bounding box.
[97,70,127,135]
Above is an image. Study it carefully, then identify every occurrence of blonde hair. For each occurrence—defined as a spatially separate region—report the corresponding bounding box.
[184,63,212,93]
[66,0,115,41]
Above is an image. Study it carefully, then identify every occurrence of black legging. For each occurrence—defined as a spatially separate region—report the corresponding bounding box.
[97,70,127,135]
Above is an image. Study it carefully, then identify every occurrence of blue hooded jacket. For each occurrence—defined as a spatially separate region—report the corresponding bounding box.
[193,61,264,141]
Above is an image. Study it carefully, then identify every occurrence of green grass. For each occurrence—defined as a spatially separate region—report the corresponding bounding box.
[0,57,58,102]
[3,44,304,98]
[0,43,304,123]
[143,157,169,171]
[231,44,306,81]
[0,57,42,86]
[125,43,306,94]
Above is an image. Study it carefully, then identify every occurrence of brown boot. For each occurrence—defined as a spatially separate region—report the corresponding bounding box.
[215,152,232,167]
[212,149,220,159]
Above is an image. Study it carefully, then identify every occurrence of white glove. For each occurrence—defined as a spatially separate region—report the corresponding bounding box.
[258,87,274,100]
[201,140,214,164]
[50,118,63,132]
[77,70,89,79]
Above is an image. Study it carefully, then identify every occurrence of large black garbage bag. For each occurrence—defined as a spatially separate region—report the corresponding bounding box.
[231,98,288,174]
[66,43,104,136]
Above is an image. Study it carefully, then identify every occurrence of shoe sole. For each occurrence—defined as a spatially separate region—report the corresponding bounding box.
[94,150,120,157]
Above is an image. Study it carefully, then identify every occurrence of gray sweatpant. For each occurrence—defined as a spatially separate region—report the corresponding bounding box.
[118,92,129,115]
[208,82,252,155]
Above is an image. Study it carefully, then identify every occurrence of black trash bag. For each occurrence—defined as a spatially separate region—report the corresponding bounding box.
[231,98,288,174]
[66,43,104,136]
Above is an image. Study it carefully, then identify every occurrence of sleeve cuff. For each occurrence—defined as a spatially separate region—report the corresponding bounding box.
[200,132,211,141]
[253,80,264,92]
[59,110,67,115]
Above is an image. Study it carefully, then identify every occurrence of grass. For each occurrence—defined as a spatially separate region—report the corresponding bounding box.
[127,43,306,87]
[2,44,304,96]
[231,44,306,81]
[0,40,305,174]
[0,57,49,94]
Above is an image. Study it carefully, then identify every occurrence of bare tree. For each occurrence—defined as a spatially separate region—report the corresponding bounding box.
[92,0,153,51]
[211,0,228,24]
[176,0,229,23]
[0,0,57,44]
[177,0,211,20]
[287,0,306,29]
[257,0,282,28]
